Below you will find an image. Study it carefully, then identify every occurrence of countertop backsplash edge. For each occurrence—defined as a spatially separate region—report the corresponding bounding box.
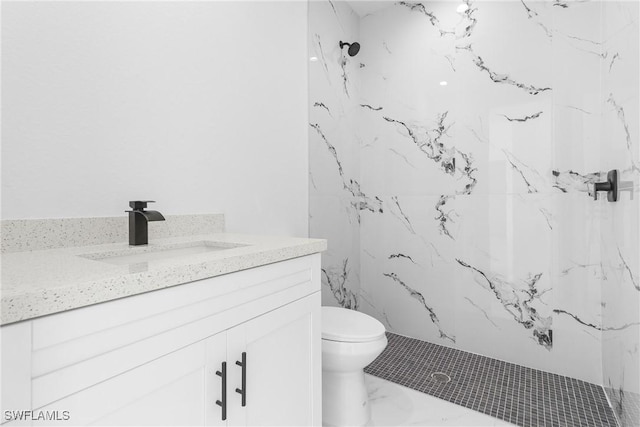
[1,214,225,253]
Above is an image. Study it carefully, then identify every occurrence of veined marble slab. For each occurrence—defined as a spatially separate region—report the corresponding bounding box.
[309,0,639,389]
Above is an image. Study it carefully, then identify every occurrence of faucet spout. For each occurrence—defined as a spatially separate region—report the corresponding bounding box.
[127,201,165,246]
[138,210,165,222]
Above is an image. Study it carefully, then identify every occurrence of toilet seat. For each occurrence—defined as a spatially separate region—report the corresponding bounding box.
[322,306,386,343]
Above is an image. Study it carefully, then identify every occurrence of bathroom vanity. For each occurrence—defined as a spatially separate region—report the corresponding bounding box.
[0,215,326,426]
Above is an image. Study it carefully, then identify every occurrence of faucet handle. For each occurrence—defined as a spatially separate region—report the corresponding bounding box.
[129,200,156,210]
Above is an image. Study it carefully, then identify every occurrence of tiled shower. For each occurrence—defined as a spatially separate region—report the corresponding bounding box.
[308,1,639,425]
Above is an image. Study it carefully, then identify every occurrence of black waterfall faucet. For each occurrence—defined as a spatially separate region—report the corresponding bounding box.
[126,201,165,246]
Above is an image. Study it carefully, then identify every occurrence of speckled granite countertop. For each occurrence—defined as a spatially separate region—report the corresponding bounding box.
[1,233,327,325]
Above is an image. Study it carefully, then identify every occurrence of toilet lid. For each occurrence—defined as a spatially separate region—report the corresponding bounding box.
[322,306,386,343]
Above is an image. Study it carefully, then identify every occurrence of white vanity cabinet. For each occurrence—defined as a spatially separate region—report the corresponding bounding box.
[0,254,321,426]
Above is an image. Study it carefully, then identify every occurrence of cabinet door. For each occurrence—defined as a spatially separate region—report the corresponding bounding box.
[226,293,321,427]
[38,332,227,426]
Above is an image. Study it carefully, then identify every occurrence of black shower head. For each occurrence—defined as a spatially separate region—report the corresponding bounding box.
[339,41,361,57]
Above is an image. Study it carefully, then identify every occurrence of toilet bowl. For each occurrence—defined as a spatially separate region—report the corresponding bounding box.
[321,306,387,427]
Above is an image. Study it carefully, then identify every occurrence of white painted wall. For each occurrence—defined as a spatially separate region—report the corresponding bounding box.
[1,1,308,236]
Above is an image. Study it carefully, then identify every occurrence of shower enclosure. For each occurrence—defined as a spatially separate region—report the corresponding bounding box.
[308,1,639,425]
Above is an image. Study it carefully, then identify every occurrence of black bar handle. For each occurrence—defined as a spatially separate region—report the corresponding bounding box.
[235,352,247,407]
[215,361,227,421]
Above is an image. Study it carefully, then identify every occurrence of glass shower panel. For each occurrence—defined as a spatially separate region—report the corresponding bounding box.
[600,2,640,426]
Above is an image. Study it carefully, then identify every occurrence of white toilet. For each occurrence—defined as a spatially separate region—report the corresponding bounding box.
[321,306,388,427]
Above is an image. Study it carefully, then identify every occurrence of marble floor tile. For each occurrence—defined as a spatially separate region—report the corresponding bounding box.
[367,374,516,427]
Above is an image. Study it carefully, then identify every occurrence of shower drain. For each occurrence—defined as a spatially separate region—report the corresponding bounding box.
[430,372,451,384]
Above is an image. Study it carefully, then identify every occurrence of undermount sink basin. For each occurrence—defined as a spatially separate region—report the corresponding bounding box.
[81,241,246,266]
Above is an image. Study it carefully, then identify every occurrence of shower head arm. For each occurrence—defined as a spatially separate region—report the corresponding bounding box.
[339,40,360,57]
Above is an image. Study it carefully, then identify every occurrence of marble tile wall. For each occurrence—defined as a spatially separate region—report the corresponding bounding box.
[309,0,639,406]
[309,0,363,309]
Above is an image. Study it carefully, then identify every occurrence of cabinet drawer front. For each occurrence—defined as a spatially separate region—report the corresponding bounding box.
[36,341,209,426]
[32,254,318,351]
[32,255,319,378]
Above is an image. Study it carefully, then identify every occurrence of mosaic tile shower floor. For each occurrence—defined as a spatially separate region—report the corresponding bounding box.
[365,333,618,427]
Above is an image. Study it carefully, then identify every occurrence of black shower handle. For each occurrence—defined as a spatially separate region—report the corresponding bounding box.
[593,169,618,202]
